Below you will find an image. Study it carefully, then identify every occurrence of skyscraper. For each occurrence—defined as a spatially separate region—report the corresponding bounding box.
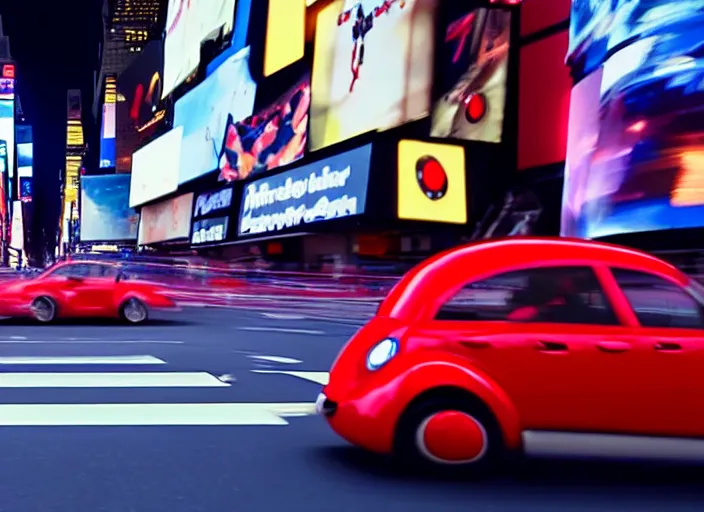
[59,90,86,256]
[94,0,164,119]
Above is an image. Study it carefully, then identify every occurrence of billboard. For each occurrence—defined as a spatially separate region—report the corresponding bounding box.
[116,41,164,173]
[309,0,436,151]
[0,100,14,183]
[191,186,233,245]
[9,200,23,251]
[218,73,310,182]
[0,141,7,238]
[138,192,194,245]
[130,127,183,208]
[397,140,467,224]
[567,0,704,71]
[0,77,14,100]
[162,0,237,99]
[206,0,254,75]
[238,144,372,236]
[264,0,305,77]
[430,7,511,143]
[561,15,704,238]
[100,75,117,168]
[80,175,139,242]
[174,46,257,184]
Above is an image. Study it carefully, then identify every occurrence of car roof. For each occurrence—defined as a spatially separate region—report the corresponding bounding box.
[378,237,687,320]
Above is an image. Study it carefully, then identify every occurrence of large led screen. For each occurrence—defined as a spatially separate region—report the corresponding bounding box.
[9,200,23,251]
[162,0,237,99]
[99,102,116,168]
[0,142,7,234]
[174,46,257,184]
[138,192,194,245]
[80,175,138,242]
[568,0,704,71]
[116,41,164,173]
[430,7,511,143]
[0,100,14,182]
[309,0,436,151]
[561,17,704,238]
[239,144,372,236]
[218,73,310,182]
[130,127,183,208]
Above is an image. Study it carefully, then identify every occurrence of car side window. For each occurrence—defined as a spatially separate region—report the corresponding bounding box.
[435,266,619,325]
[611,268,704,329]
[51,264,91,278]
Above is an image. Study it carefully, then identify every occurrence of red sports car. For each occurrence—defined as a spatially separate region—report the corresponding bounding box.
[316,237,704,471]
[0,260,178,324]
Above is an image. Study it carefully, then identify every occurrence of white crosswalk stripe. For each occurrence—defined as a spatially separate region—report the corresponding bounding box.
[0,354,317,426]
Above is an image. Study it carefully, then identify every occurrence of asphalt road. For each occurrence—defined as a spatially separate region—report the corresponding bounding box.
[1,307,704,511]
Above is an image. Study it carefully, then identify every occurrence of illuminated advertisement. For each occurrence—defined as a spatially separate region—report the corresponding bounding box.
[561,16,704,238]
[174,46,257,184]
[568,0,704,71]
[191,187,233,244]
[239,144,372,236]
[430,7,511,143]
[130,127,183,208]
[206,0,253,75]
[9,200,23,251]
[397,140,467,224]
[162,0,237,99]
[0,141,7,238]
[218,73,310,182]
[0,77,14,100]
[16,125,33,181]
[264,0,305,77]
[100,104,116,168]
[19,178,31,202]
[80,175,139,242]
[138,192,194,245]
[116,41,164,173]
[310,0,436,152]
[0,100,14,182]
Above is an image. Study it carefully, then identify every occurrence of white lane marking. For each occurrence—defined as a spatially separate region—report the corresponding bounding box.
[261,312,306,320]
[0,340,184,345]
[0,356,166,365]
[249,355,302,364]
[237,327,324,335]
[0,372,230,388]
[252,370,329,385]
[0,403,318,426]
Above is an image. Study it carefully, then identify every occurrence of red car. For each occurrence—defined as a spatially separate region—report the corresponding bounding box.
[316,237,704,471]
[0,260,178,324]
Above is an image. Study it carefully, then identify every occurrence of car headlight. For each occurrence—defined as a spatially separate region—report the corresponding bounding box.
[366,337,399,371]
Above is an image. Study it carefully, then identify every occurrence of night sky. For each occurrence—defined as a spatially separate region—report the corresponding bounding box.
[1,0,102,256]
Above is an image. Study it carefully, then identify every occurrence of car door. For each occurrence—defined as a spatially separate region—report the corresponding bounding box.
[428,265,646,433]
[48,264,113,316]
[73,264,118,315]
[609,267,704,438]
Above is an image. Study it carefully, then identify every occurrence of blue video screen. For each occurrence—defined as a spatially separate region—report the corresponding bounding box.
[561,12,704,238]
[174,46,257,185]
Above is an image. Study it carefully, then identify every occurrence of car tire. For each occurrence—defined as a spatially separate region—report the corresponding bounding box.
[394,392,504,475]
[31,296,57,323]
[120,298,148,324]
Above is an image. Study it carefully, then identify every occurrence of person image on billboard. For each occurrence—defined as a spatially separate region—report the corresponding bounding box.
[218,76,311,181]
[309,0,436,151]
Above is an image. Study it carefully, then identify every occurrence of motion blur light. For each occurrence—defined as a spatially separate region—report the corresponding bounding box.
[464,93,487,124]
[416,156,448,200]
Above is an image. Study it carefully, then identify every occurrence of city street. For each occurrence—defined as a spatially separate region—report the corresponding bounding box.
[1,308,704,511]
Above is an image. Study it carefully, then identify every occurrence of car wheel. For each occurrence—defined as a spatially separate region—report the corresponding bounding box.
[121,298,148,324]
[394,392,503,475]
[31,296,57,323]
